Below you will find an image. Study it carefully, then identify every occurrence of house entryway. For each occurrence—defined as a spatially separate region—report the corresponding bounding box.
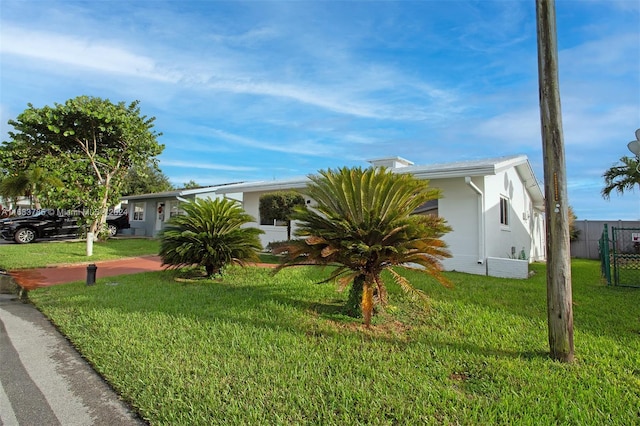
[155,202,165,232]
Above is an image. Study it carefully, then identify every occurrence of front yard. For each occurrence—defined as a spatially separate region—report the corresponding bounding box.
[0,238,160,270]
[27,260,640,425]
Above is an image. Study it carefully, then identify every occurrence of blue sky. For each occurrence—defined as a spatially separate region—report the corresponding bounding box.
[1,0,639,220]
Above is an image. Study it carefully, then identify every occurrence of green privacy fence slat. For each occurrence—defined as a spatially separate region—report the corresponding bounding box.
[599,224,611,285]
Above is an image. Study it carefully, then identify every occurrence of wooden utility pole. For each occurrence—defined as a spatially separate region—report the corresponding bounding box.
[536,0,574,362]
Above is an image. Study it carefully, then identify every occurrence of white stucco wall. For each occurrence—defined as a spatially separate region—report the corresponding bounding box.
[483,169,537,262]
[486,257,529,279]
[434,178,487,275]
[241,192,262,224]
[435,170,544,276]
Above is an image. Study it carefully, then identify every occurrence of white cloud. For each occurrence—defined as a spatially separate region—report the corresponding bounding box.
[560,32,640,76]
[475,108,542,147]
[0,25,180,82]
[206,128,334,157]
[160,160,256,172]
[563,105,639,148]
[2,5,466,123]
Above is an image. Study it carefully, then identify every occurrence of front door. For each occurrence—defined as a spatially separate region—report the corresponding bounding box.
[155,202,165,232]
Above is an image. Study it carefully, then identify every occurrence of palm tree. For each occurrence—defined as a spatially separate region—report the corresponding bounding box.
[602,156,640,200]
[159,198,264,277]
[0,166,63,208]
[273,166,452,327]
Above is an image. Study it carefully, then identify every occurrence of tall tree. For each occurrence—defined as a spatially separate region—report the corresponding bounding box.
[121,162,174,196]
[259,191,306,240]
[273,167,451,327]
[2,96,163,235]
[182,180,201,189]
[536,0,574,363]
[601,156,640,200]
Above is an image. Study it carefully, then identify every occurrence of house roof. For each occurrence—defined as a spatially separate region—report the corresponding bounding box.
[215,155,544,209]
[213,176,309,195]
[395,155,544,209]
[121,182,245,201]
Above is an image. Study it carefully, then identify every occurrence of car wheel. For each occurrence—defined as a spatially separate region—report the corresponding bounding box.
[107,224,118,237]
[14,227,36,244]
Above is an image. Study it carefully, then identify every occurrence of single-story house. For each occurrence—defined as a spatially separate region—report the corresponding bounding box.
[120,184,243,237]
[214,155,546,278]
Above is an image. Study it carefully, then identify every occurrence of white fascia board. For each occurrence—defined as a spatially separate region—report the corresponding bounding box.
[215,178,309,194]
[398,167,495,180]
[513,162,545,209]
[392,155,526,180]
[180,187,223,196]
[121,191,182,201]
[493,155,529,173]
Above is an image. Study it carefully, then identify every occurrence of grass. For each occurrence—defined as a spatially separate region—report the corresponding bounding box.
[0,238,160,270]
[29,260,640,425]
[258,252,283,264]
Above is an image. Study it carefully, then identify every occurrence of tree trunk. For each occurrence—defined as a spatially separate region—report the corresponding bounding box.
[346,275,364,318]
[205,264,215,277]
[91,175,112,236]
[536,0,574,363]
[361,279,374,327]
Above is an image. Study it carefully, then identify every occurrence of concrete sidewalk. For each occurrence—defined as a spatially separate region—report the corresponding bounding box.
[0,256,167,425]
[0,293,145,425]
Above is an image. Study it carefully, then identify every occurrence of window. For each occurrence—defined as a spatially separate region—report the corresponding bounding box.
[500,196,509,226]
[167,200,184,218]
[132,202,145,221]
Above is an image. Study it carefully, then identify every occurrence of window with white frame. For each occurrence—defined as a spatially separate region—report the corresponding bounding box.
[499,196,510,226]
[132,202,145,221]
[167,200,184,218]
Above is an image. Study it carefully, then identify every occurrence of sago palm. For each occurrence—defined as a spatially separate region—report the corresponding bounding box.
[602,156,640,199]
[159,198,264,277]
[274,166,452,327]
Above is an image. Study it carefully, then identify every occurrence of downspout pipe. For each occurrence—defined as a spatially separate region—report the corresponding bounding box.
[465,177,486,264]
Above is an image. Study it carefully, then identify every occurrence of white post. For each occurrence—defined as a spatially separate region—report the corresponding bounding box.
[86,232,94,256]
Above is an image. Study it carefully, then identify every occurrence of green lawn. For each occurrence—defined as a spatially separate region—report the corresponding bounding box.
[29,260,639,425]
[0,238,160,270]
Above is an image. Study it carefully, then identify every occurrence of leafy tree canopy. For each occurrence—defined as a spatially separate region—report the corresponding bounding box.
[1,96,163,236]
[259,190,306,240]
[182,180,201,189]
[259,191,306,224]
[121,162,174,196]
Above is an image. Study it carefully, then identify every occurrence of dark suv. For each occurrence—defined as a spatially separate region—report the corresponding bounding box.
[0,210,130,244]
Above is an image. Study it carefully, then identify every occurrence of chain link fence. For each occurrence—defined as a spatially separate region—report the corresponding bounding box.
[600,224,640,288]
